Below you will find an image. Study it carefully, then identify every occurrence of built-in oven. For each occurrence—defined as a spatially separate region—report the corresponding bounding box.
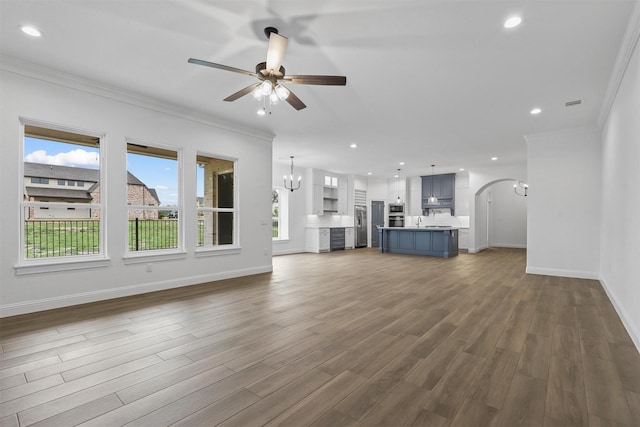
[388,203,405,227]
[389,216,405,227]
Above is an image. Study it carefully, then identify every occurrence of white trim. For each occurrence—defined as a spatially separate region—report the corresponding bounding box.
[15,258,111,276]
[273,248,307,256]
[1,265,273,318]
[599,276,640,352]
[525,267,599,280]
[489,243,527,249]
[598,1,640,127]
[194,246,241,257]
[123,251,187,264]
[2,55,274,143]
[524,125,600,144]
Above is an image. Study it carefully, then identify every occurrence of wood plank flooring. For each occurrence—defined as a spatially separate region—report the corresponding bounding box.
[1,248,639,426]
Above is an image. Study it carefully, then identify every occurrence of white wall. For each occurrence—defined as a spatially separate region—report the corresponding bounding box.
[488,180,527,248]
[0,67,273,317]
[525,127,601,279]
[600,27,640,349]
[272,162,308,255]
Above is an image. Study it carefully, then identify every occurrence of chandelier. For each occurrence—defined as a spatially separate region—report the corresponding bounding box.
[284,156,301,192]
[514,181,528,197]
[253,80,290,116]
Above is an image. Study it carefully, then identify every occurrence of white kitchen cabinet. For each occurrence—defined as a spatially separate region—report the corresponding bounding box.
[458,228,469,250]
[307,168,348,215]
[306,227,330,252]
[345,227,354,249]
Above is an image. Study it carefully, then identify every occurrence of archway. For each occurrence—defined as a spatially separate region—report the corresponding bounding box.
[472,178,527,252]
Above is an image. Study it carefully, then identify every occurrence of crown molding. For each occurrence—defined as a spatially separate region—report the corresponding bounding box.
[523,125,601,144]
[598,0,640,127]
[0,55,274,143]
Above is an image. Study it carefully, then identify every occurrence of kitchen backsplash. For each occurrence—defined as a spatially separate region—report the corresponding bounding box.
[305,214,354,228]
[406,212,470,228]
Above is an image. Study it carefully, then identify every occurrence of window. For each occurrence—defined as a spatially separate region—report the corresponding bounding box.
[272,188,289,240]
[21,123,102,260]
[67,180,76,186]
[126,143,179,253]
[196,154,236,248]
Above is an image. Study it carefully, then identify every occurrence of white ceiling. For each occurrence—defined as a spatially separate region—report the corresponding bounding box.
[1,0,635,178]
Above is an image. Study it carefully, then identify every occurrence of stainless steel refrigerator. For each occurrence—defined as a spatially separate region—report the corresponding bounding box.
[354,205,367,248]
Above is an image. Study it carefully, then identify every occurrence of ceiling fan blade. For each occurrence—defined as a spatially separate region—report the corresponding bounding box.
[266,33,288,74]
[223,83,261,102]
[282,75,347,85]
[285,89,307,110]
[188,58,258,77]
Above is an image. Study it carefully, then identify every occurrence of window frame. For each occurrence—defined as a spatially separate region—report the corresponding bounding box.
[17,118,108,273]
[195,152,239,255]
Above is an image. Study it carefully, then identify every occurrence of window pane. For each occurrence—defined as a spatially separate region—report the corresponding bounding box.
[126,144,178,252]
[199,211,234,247]
[197,155,235,248]
[272,189,279,238]
[23,126,101,259]
[196,156,234,209]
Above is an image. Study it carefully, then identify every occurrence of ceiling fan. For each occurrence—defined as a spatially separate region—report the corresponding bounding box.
[188,27,346,111]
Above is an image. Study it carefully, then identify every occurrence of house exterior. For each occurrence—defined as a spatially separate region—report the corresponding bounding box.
[24,162,160,219]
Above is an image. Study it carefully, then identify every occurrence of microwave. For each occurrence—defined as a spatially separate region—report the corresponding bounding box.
[389,203,405,213]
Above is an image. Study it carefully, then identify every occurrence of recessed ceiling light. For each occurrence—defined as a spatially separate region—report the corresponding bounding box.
[530,107,542,115]
[459,168,465,171]
[491,157,498,161]
[350,143,357,149]
[399,162,405,165]
[367,172,372,175]
[19,25,42,37]
[394,174,399,178]
[504,16,522,29]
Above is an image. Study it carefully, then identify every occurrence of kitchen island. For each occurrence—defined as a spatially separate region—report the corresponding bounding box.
[378,227,459,258]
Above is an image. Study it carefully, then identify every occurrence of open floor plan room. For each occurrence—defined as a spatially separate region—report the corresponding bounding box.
[1,248,638,426]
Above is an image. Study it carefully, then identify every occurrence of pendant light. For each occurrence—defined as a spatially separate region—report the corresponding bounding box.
[428,164,438,204]
[283,156,301,192]
[396,168,402,204]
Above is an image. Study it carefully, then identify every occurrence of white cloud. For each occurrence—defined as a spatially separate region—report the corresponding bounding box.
[155,185,168,190]
[25,149,99,168]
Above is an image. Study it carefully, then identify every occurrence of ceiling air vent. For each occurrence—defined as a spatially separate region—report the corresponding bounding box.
[565,99,582,107]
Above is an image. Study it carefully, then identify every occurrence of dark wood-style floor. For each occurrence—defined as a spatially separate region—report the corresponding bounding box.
[1,248,639,426]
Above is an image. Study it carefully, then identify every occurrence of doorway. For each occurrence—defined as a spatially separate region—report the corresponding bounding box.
[371,200,385,247]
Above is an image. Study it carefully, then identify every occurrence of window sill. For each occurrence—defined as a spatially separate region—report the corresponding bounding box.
[123,251,187,264]
[15,257,111,276]
[272,238,290,243]
[195,246,241,257]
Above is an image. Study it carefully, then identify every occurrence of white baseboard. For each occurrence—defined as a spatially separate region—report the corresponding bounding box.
[525,266,599,280]
[490,243,527,249]
[272,248,307,256]
[0,264,273,318]
[599,276,640,353]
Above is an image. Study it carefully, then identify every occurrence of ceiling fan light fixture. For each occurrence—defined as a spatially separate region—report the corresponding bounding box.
[275,84,290,101]
[252,87,263,100]
[260,80,273,96]
[269,91,279,104]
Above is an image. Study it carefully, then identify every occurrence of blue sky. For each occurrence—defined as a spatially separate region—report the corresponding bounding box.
[24,137,188,207]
